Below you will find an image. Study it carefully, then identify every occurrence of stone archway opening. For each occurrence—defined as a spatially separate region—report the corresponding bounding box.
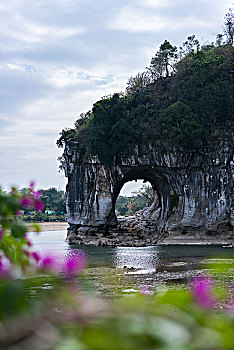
[115,179,153,217]
[114,174,162,234]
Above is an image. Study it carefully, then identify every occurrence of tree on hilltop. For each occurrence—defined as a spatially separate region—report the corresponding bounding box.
[147,40,177,80]
[179,35,200,58]
[126,72,151,94]
[223,8,233,45]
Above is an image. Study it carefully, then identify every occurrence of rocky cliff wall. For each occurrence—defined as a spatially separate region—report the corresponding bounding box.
[61,140,233,246]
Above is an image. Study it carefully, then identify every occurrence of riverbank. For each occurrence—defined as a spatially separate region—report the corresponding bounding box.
[27,222,68,232]
[67,226,234,247]
[27,222,233,246]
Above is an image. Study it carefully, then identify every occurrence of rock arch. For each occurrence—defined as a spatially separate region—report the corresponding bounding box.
[113,167,165,230]
[61,141,233,246]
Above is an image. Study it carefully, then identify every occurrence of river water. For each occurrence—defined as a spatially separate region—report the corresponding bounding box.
[28,230,234,297]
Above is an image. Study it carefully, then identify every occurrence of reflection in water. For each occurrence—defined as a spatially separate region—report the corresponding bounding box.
[115,246,159,270]
[28,230,85,271]
[29,230,234,271]
[28,230,234,295]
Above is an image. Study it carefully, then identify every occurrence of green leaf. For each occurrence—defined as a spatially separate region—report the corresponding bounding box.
[156,289,191,309]
[32,223,41,233]
[11,223,27,238]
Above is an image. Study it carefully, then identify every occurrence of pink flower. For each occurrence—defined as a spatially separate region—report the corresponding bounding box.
[39,255,57,272]
[35,199,45,211]
[33,190,41,199]
[63,251,87,277]
[24,235,32,247]
[32,251,41,263]
[0,228,3,241]
[191,276,216,309]
[21,196,33,208]
[30,181,35,189]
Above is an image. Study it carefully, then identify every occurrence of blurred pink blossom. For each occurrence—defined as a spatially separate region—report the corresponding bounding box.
[40,255,57,272]
[30,181,35,189]
[191,276,216,309]
[24,235,32,247]
[21,196,33,208]
[35,199,45,211]
[33,190,41,199]
[63,251,87,277]
[32,251,41,263]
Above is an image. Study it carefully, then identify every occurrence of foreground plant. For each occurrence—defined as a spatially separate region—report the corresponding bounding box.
[0,185,233,350]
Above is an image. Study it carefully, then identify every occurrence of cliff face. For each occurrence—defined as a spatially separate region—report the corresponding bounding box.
[61,139,233,245]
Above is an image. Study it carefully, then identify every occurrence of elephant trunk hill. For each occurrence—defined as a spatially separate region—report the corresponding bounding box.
[58,44,234,246]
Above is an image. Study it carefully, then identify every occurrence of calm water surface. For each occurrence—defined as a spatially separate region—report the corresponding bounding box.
[28,230,234,296]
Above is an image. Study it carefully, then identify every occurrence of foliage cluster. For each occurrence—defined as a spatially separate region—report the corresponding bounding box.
[39,187,66,214]
[0,185,234,349]
[19,187,66,222]
[116,195,149,216]
[57,11,233,165]
[21,212,66,222]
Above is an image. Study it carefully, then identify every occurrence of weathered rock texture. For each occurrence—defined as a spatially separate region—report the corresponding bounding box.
[61,140,233,246]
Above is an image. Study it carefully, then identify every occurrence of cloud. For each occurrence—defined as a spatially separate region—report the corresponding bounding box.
[0,0,232,190]
[142,0,172,8]
[0,65,53,114]
[108,6,166,33]
[0,117,13,131]
[0,14,85,48]
[0,57,128,190]
[107,0,231,34]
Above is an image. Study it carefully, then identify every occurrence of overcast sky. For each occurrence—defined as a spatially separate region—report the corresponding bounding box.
[0,0,232,194]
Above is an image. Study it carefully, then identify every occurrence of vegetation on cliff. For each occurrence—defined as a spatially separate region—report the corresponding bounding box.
[57,11,233,165]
